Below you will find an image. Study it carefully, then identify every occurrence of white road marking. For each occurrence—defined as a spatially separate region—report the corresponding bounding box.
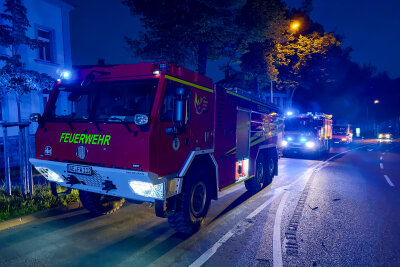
[189,191,283,267]
[273,192,289,267]
[380,163,384,169]
[189,144,372,267]
[367,148,373,152]
[384,175,395,187]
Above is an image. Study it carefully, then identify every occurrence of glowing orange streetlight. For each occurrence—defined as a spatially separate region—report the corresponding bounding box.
[374,99,379,104]
[290,21,300,31]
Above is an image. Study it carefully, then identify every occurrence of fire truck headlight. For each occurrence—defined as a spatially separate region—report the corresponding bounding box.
[282,140,288,147]
[129,181,164,199]
[134,114,149,125]
[37,167,64,183]
[378,134,383,138]
[386,134,390,138]
[305,141,315,148]
[129,181,153,197]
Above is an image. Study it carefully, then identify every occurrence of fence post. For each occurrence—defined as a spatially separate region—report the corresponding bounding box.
[25,126,33,195]
[19,127,27,195]
[3,126,11,196]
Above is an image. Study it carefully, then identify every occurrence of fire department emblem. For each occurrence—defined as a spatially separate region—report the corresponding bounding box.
[194,92,208,115]
[76,145,88,160]
[44,146,52,156]
[172,137,180,151]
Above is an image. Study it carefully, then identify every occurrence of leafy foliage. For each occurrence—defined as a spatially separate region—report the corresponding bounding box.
[0,0,42,57]
[123,0,245,74]
[268,32,340,91]
[0,56,54,97]
[0,185,80,222]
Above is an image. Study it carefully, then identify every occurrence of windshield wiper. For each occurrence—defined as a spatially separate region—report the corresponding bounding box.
[107,117,132,133]
[81,70,111,87]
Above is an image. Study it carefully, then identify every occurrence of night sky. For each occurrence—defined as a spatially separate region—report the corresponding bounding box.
[68,0,400,81]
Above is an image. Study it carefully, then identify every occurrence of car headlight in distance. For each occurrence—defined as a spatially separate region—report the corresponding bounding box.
[378,134,383,138]
[386,134,390,138]
[305,141,315,148]
[281,140,288,147]
[341,138,347,141]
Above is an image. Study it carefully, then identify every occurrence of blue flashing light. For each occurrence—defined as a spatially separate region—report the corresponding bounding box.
[287,137,293,141]
[60,71,71,80]
[300,137,307,142]
[286,111,293,116]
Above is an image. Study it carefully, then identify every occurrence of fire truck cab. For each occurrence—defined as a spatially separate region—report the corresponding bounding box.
[282,112,332,157]
[29,62,281,234]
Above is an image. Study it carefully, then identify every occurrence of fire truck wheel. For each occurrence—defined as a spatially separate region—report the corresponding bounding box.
[168,169,211,234]
[264,156,275,185]
[79,190,125,215]
[245,153,267,192]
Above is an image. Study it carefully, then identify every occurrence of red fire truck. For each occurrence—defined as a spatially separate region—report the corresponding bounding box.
[282,112,332,157]
[29,62,281,234]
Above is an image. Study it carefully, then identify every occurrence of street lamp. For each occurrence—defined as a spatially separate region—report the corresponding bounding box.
[290,21,300,31]
[374,99,379,104]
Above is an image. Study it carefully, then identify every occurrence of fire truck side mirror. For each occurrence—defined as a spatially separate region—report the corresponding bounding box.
[30,113,42,122]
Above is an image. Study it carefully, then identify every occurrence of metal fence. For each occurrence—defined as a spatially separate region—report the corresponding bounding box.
[1,121,33,196]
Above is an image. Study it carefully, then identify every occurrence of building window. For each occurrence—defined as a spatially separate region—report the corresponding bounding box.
[37,29,53,62]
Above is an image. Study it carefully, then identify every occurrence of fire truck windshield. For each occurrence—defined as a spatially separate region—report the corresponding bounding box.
[284,118,315,131]
[48,79,158,122]
[333,126,347,135]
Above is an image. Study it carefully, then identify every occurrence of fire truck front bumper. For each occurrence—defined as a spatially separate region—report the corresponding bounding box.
[29,158,182,203]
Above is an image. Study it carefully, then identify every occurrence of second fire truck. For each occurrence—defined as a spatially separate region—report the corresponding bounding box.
[29,62,282,234]
[282,112,332,157]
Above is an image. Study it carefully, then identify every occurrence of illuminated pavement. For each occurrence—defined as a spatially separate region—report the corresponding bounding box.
[0,140,399,266]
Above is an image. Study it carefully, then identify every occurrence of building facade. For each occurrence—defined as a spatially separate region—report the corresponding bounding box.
[0,0,74,166]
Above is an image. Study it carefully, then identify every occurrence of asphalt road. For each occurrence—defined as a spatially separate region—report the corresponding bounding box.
[1,140,399,267]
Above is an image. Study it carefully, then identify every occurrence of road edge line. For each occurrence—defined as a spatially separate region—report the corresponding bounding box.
[273,191,289,267]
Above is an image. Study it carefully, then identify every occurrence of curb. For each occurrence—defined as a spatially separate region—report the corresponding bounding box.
[0,201,82,231]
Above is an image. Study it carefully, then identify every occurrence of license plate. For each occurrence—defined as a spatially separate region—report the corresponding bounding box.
[67,164,92,175]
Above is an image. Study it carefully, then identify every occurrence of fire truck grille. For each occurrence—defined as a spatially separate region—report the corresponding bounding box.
[75,172,104,188]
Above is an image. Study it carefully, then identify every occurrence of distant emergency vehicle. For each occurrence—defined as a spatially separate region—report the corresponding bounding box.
[282,112,332,157]
[29,62,282,234]
[378,133,392,142]
[332,124,352,144]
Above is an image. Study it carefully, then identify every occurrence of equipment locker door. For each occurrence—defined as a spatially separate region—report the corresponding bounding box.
[235,109,250,181]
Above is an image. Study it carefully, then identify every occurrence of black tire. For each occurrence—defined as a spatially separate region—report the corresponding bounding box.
[245,152,268,192]
[264,155,275,185]
[168,168,211,234]
[79,190,125,215]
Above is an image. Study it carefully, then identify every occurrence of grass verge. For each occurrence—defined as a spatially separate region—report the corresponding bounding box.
[0,184,80,222]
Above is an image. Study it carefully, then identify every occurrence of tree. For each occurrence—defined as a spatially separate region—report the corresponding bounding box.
[0,0,54,122]
[238,0,288,96]
[267,31,340,106]
[122,0,244,75]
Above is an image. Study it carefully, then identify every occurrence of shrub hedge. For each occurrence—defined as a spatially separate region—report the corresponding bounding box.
[0,185,80,222]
